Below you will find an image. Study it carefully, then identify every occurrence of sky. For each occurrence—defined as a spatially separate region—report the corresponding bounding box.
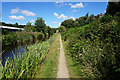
[2,2,108,28]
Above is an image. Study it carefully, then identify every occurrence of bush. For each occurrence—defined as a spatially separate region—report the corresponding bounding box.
[2,32,46,46]
[61,15,120,79]
[37,32,44,40]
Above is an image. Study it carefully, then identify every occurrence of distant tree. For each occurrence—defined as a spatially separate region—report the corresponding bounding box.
[14,23,18,27]
[35,17,46,28]
[1,22,6,26]
[61,19,77,28]
[86,14,96,24]
[34,17,46,32]
[85,12,89,19]
[58,26,65,32]
[76,16,87,26]
[26,22,31,27]
[25,22,35,32]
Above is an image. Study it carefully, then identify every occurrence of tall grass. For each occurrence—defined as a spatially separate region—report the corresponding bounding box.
[2,34,57,79]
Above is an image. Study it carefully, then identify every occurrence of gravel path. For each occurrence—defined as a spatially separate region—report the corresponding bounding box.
[57,35,70,79]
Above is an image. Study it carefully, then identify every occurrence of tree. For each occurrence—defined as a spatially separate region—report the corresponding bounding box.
[58,26,65,32]
[86,14,96,24]
[85,12,89,20]
[106,1,120,15]
[35,17,46,28]
[14,23,18,27]
[76,17,87,26]
[61,19,77,28]
[25,22,36,32]
[26,22,31,27]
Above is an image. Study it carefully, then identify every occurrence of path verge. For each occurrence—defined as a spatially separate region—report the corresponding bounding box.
[35,33,60,78]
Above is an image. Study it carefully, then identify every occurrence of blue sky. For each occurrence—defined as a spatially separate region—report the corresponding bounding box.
[2,2,108,28]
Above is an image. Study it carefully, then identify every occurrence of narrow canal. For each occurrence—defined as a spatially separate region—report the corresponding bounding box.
[2,40,41,66]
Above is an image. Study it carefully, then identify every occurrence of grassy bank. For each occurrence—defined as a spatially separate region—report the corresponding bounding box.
[0,61,2,79]
[2,33,57,79]
[63,41,91,79]
[35,33,60,78]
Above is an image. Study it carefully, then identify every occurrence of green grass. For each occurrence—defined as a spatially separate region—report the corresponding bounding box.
[2,34,57,79]
[0,61,2,79]
[35,33,60,78]
[63,41,91,80]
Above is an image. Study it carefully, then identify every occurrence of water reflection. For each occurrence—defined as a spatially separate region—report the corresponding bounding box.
[2,39,40,66]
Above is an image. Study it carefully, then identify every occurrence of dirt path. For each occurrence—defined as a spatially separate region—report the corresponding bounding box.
[57,35,70,78]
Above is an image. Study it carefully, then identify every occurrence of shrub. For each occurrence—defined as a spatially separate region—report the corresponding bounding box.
[61,15,120,79]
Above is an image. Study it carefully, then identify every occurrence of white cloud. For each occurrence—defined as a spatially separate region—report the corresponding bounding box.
[9,15,25,20]
[65,3,67,5]
[52,22,58,24]
[72,9,77,12]
[58,14,68,19]
[71,3,84,8]
[55,1,65,7]
[11,8,19,14]
[54,12,59,17]
[58,23,61,26]
[9,16,25,20]
[55,1,64,4]
[56,1,61,4]
[54,12,68,20]
[69,3,72,6]
[70,17,76,20]
[104,10,106,13]
[30,20,35,22]
[21,10,36,16]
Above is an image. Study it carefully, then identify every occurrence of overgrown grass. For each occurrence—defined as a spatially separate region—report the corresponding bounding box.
[0,61,2,79]
[35,33,60,78]
[2,33,57,79]
[63,41,92,80]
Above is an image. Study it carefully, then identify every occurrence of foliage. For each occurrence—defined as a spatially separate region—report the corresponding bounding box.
[61,19,78,28]
[0,22,25,28]
[35,34,60,78]
[2,17,57,47]
[35,17,46,29]
[61,13,97,29]
[58,26,65,32]
[2,32,45,47]
[100,14,113,23]
[61,14,120,79]
[24,17,57,37]
[106,1,120,15]
[2,34,56,79]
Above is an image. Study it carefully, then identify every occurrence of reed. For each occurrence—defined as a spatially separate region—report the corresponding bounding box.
[2,34,57,79]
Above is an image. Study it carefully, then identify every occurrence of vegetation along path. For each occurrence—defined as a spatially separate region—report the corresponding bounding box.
[35,33,70,78]
[35,33,60,78]
[57,34,70,78]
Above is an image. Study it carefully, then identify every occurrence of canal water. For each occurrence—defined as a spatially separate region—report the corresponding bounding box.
[2,40,40,66]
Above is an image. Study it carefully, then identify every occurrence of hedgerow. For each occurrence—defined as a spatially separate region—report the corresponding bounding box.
[61,13,120,79]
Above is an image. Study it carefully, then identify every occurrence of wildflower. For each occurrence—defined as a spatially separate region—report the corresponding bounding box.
[63,28,67,31]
